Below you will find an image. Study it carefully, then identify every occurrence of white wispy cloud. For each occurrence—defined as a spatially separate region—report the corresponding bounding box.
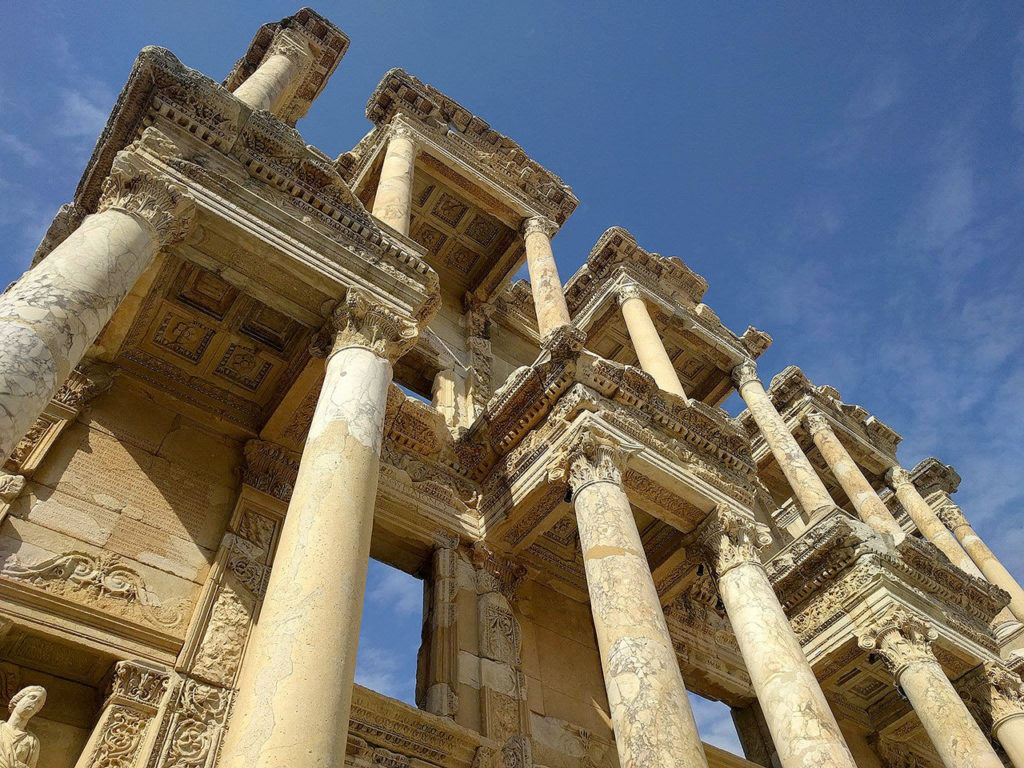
[689,693,743,755]
[0,131,42,166]
[55,84,113,139]
[355,646,408,702]
[367,566,424,616]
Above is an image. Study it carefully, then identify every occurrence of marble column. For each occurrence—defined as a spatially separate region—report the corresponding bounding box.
[233,28,314,114]
[805,413,903,540]
[0,157,195,464]
[522,216,572,343]
[733,362,834,520]
[886,466,982,577]
[371,123,418,236]
[698,505,858,768]
[219,290,417,768]
[617,283,686,398]
[935,503,1024,623]
[858,609,1003,768]
[567,430,708,768]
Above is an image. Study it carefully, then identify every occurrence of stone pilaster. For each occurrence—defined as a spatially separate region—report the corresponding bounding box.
[422,532,461,718]
[805,413,903,540]
[566,428,708,768]
[857,608,1003,768]
[371,121,418,236]
[697,504,857,768]
[0,156,195,463]
[617,283,686,398]
[73,660,172,768]
[935,502,1024,623]
[733,361,834,520]
[232,27,315,115]
[522,216,572,343]
[886,466,981,577]
[219,289,417,768]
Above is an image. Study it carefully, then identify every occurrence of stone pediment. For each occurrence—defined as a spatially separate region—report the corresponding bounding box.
[341,68,578,227]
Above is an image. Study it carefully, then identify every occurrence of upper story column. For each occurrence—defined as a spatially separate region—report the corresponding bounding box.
[981,662,1024,768]
[617,283,686,397]
[371,122,419,236]
[522,216,572,343]
[566,430,708,768]
[858,609,1003,768]
[936,502,1024,622]
[886,466,982,577]
[233,27,315,115]
[732,362,834,520]
[0,153,195,464]
[219,290,417,768]
[697,506,857,768]
[805,413,904,540]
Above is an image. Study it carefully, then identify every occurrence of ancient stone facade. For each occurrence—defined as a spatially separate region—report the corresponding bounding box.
[0,8,1021,768]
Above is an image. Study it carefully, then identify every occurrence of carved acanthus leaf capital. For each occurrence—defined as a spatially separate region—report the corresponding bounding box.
[267,26,315,63]
[616,282,644,305]
[857,607,937,680]
[935,503,969,532]
[107,660,170,712]
[389,119,419,147]
[805,412,831,436]
[984,661,1024,727]
[99,159,197,247]
[886,465,912,490]
[696,504,773,576]
[564,428,635,497]
[731,360,760,389]
[521,215,557,239]
[330,289,419,362]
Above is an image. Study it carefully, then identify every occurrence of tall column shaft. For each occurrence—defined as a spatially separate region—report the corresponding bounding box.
[699,506,857,768]
[233,28,313,114]
[522,217,571,342]
[219,292,416,768]
[568,432,708,768]
[887,467,981,577]
[937,504,1024,622]
[859,610,1003,768]
[806,413,903,539]
[733,362,834,518]
[0,160,194,463]
[371,125,417,236]
[995,716,1024,767]
[618,284,686,398]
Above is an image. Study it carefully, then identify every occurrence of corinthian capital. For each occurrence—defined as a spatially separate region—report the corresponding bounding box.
[985,661,1024,728]
[857,607,937,680]
[731,360,760,389]
[935,503,969,531]
[885,466,912,490]
[330,289,418,362]
[522,216,557,239]
[805,412,831,436]
[99,160,196,247]
[564,428,633,498]
[695,504,773,576]
[267,26,314,62]
[616,282,644,305]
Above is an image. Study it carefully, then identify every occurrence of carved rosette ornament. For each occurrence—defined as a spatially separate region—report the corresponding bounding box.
[98,160,197,247]
[857,608,938,680]
[564,429,633,499]
[521,215,557,239]
[329,289,418,362]
[731,359,760,389]
[696,503,773,576]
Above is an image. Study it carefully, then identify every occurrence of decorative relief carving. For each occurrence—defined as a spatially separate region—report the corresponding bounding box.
[0,552,186,629]
[731,359,759,389]
[87,706,149,768]
[478,592,521,665]
[159,677,231,768]
[109,661,170,711]
[241,440,299,502]
[98,158,197,247]
[562,429,633,496]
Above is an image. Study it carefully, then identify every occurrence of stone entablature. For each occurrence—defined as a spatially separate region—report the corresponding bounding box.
[740,365,902,471]
[338,69,578,228]
[34,45,438,327]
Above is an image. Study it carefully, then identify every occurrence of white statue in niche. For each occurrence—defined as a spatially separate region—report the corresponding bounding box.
[0,686,45,768]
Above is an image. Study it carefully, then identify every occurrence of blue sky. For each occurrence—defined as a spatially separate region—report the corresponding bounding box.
[3,1,1024,756]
